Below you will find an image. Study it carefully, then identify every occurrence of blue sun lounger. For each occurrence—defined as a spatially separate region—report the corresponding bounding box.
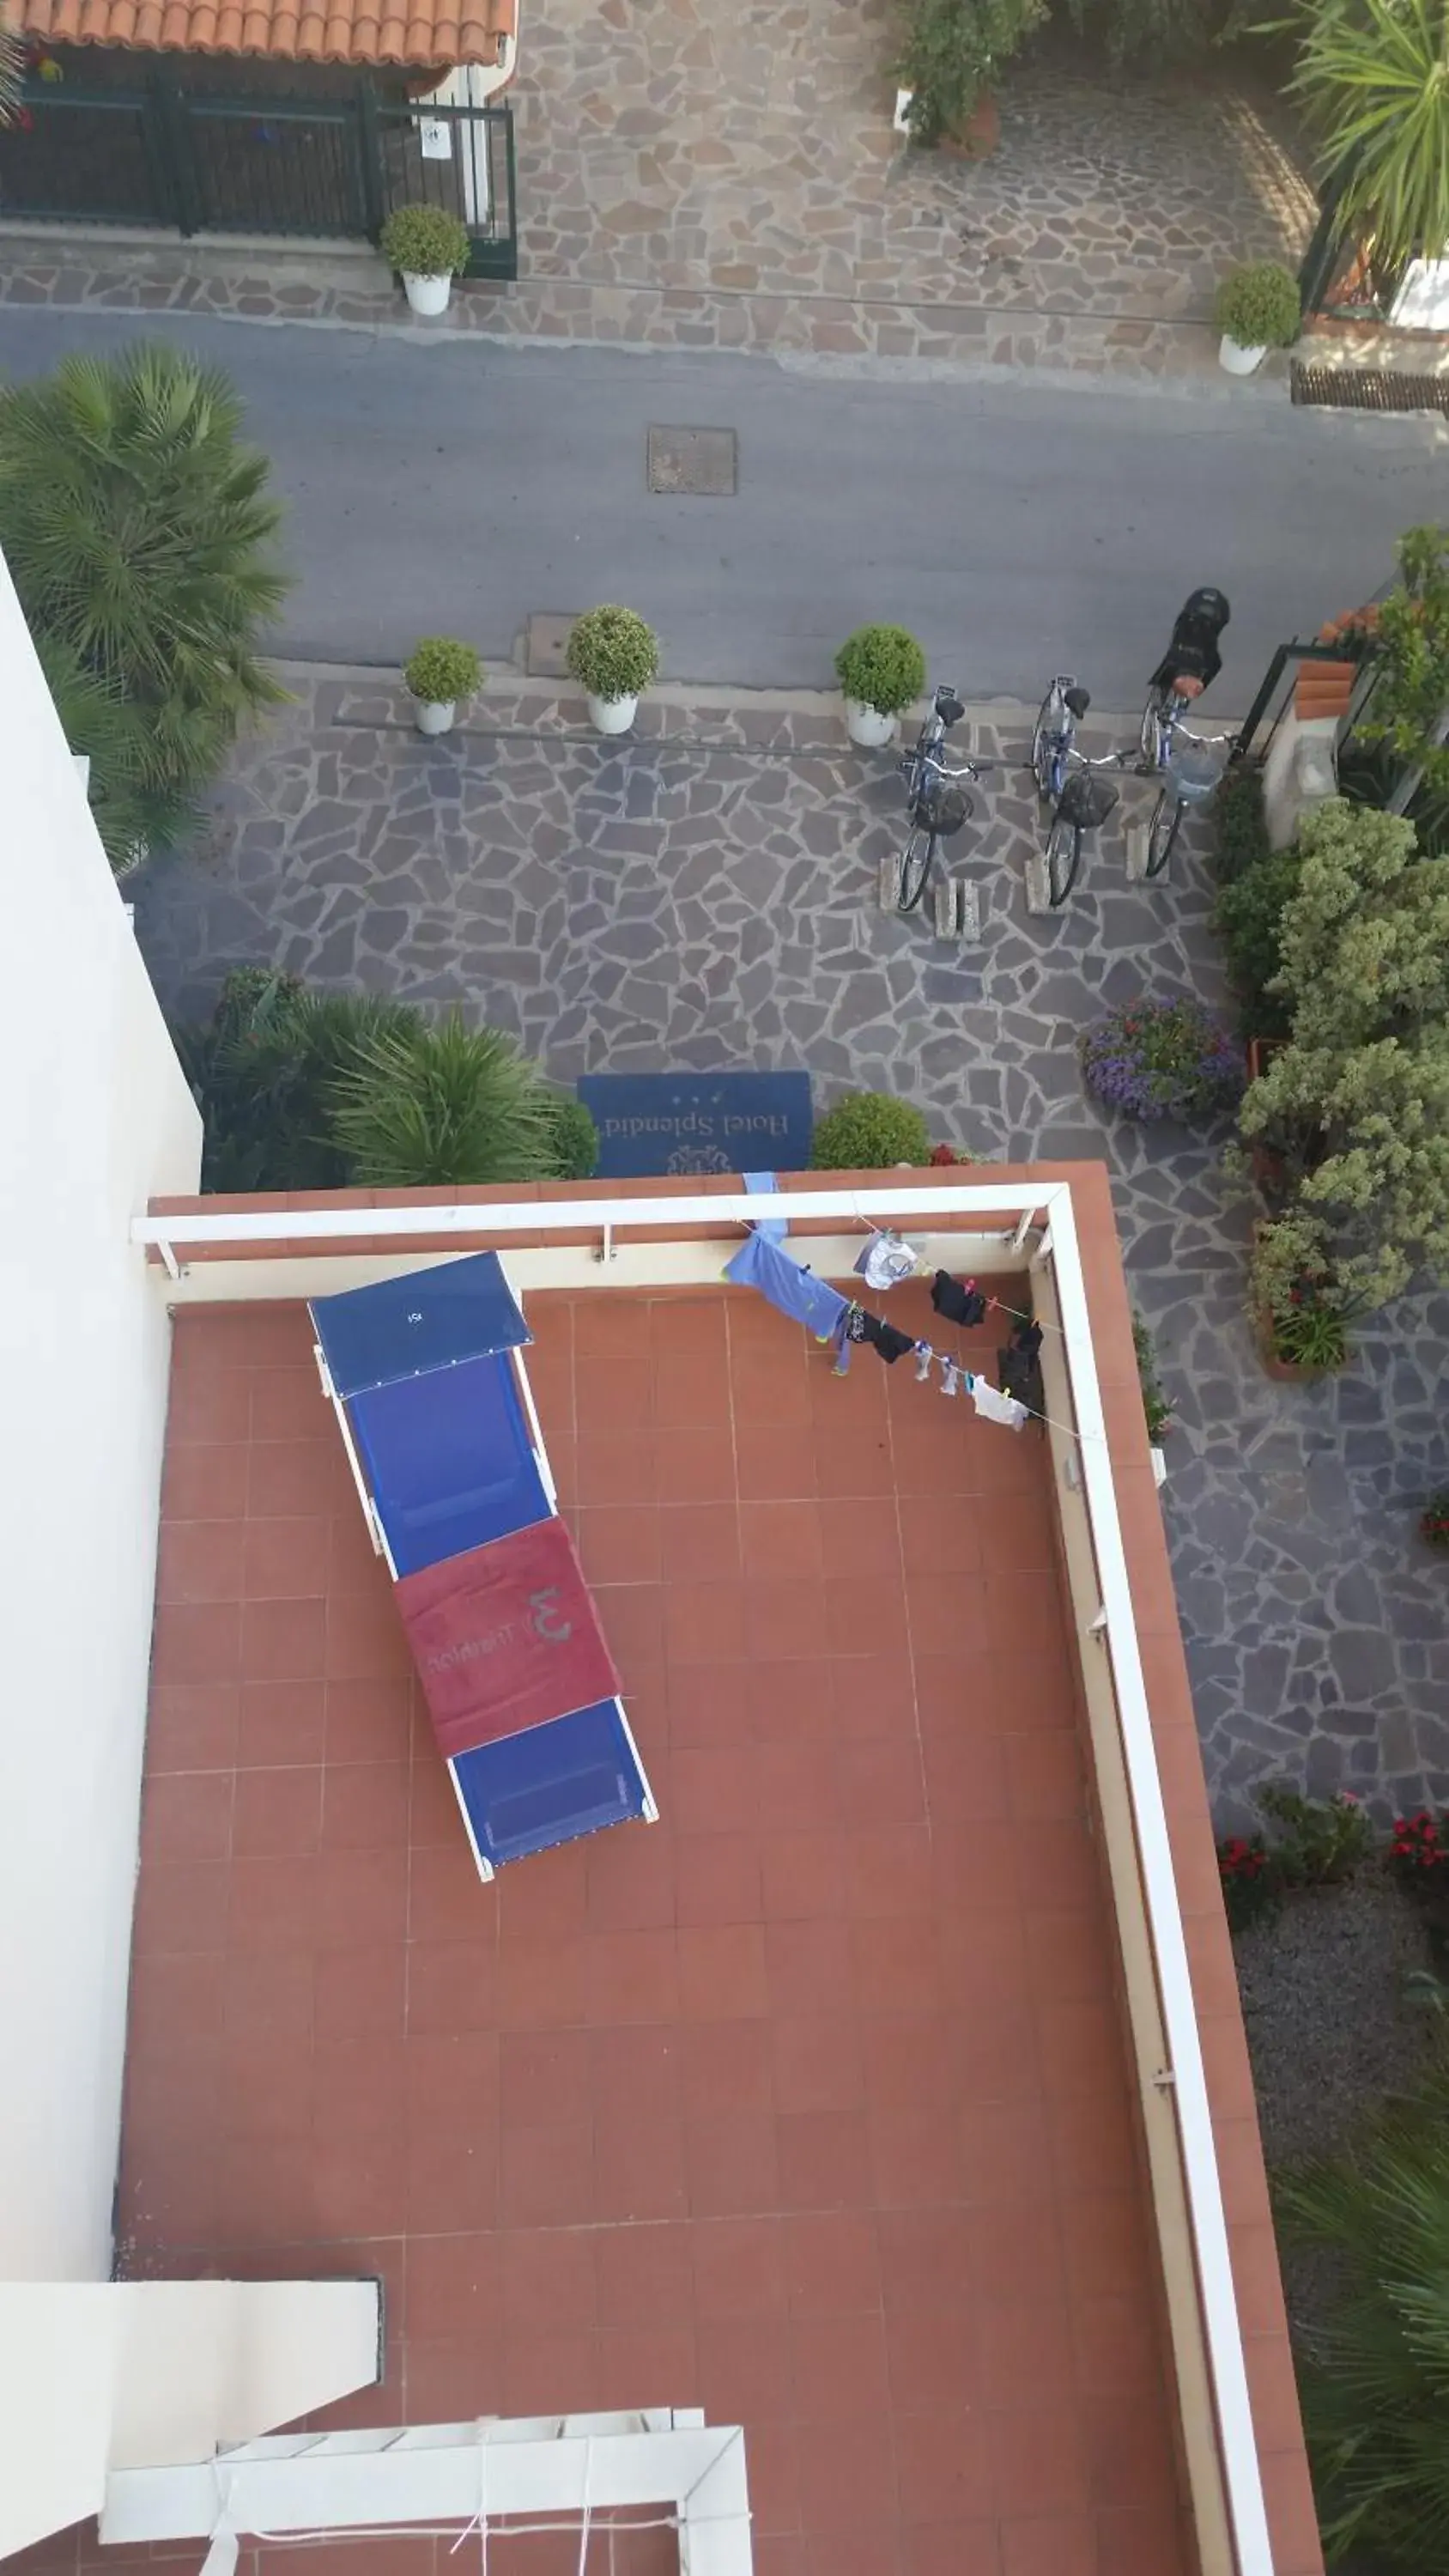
[311,1252,656,1880]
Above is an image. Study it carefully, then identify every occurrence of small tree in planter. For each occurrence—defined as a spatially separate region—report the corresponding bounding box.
[1248,1211,1352,1376]
[834,624,927,747]
[1420,1491,1449,1552]
[1355,524,1449,799]
[890,0,1045,149]
[403,636,482,737]
[1213,844,1303,1039]
[1080,997,1244,1124]
[1208,760,1273,887]
[380,204,470,316]
[810,1091,931,1168]
[1239,799,1449,1315]
[1213,261,1300,374]
[566,605,660,735]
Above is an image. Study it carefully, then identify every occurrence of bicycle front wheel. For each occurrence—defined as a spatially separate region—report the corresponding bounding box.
[1146,791,1182,878]
[898,822,936,914]
[1044,815,1083,909]
[1138,695,1164,771]
[1031,693,1059,801]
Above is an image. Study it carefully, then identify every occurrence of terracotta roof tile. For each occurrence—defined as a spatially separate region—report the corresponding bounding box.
[20,0,512,64]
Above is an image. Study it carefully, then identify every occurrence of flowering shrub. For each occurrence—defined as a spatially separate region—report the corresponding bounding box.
[1218,1833,1281,1933]
[1080,998,1244,1123]
[1258,1783,1373,1885]
[1390,1810,1449,1888]
[1421,1491,1449,1551]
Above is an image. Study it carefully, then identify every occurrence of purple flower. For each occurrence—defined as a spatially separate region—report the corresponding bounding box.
[1080,999,1245,1124]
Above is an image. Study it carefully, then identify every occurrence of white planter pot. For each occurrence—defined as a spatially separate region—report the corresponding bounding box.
[1150,1444,1167,1489]
[587,692,639,735]
[1218,333,1267,376]
[845,697,899,749]
[413,697,456,736]
[403,271,452,317]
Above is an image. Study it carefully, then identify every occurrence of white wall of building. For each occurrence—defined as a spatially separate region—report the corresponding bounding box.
[0,553,202,2284]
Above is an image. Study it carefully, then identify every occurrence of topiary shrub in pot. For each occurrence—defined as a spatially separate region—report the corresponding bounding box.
[834,623,928,748]
[1214,261,1300,375]
[810,1091,932,1168]
[566,605,660,735]
[403,636,482,737]
[380,204,471,316]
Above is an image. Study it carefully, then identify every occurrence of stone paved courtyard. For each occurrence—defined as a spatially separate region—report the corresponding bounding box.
[132,673,1449,1824]
[0,14,1316,385]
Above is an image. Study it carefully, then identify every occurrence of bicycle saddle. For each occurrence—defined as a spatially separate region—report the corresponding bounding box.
[1064,684,1091,720]
[933,686,965,726]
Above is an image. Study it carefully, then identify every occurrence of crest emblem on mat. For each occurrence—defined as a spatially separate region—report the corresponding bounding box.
[666,1144,733,1176]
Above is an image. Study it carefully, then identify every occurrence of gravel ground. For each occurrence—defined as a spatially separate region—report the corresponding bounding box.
[1234,1872,1440,2171]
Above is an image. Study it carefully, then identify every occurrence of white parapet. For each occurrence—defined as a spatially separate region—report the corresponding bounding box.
[102,2410,751,2576]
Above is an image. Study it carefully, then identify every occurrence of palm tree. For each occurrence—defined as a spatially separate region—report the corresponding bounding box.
[1289,0,1449,277]
[329,1012,557,1187]
[1275,2063,1449,2567]
[33,632,157,873]
[0,343,289,841]
[179,975,416,1191]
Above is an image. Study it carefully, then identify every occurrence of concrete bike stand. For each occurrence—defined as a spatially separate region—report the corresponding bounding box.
[1024,849,1053,915]
[1125,818,1156,882]
[876,855,981,944]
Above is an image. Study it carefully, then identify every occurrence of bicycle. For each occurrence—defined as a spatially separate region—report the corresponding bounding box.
[1031,677,1124,907]
[1040,761,1121,908]
[1142,730,1230,878]
[1137,585,1233,775]
[1031,674,1094,804]
[884,683,994,918]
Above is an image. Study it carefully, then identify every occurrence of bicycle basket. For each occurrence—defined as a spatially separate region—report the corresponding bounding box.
[929,786,973,838]
[1057,770,1118,829]
[1165,739,1225,806]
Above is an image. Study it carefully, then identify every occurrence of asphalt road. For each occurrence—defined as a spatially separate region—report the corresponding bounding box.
[1,306,1445,702]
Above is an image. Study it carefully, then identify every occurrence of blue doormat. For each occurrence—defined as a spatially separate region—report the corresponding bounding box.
[577,1072,814,1178]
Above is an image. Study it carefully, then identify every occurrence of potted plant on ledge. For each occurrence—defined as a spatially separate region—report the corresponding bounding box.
[380,204,470,317]
[403,636,482,737]
[1250,1215,1351,1381]
[1213,261,1300,376]
[834,623,927,748]
[566,605,660,735]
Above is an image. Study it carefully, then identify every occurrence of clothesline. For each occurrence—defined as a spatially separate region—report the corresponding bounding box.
[721,1225,1100,1449]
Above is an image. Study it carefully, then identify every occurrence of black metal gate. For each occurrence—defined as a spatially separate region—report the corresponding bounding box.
[0,67,517,278]
[1236,640,1384,765]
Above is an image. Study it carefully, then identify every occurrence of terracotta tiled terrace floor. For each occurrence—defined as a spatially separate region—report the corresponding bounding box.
[121,1279,1191,2576]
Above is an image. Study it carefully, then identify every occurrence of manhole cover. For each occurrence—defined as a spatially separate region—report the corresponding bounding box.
[1291,362,1449,416]
[524,611,583,677]
[647,425,737,495]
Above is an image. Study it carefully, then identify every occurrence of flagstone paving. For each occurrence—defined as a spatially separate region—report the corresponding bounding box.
[131,673,1449,1824]
[0,20,1317,385]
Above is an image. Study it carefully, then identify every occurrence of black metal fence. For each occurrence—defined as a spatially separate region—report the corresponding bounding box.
[0,70,517,277]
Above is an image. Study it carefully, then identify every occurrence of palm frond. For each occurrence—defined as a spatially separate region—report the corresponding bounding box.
[0,339,290,826]
[0,9,23,126]
[329,1012,555,1187]
[1274,2066,1449,2565]
[1289,0,1449,270]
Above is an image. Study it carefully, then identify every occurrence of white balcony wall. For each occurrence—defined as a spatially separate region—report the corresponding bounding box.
[0,552,202,2285]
